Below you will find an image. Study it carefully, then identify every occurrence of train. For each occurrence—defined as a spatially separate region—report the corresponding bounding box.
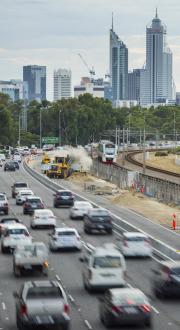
[98,140,117,163]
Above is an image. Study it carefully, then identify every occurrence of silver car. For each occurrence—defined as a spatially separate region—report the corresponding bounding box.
[14,280,70,330]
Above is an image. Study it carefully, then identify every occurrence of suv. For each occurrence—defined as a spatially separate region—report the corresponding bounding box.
[53,190,74,208]
[0,217,22,237]
[152,261,180,298]
[14,280,70,330]
[1,224,32,253]
[84,208,113,234]
[4,161,16,171]
[23,196,44,215]
[11,182,28,198]
[0,193,9,215]
[80,243,126,292]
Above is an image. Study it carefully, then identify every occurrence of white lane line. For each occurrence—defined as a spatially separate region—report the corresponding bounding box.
[55,274,61,282]
[151,305,160,314]
[1,302,6,310]
[84,319,93,329]
[68,294,75,303]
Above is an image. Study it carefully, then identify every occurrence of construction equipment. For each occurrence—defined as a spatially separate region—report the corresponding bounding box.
[41,154,51,164]
[46,151,72,179]
[78,53,95,81]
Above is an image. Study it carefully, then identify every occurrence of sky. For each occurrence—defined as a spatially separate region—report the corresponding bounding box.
[0,0,180,100]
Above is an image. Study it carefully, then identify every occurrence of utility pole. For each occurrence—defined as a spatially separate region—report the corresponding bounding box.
[122,127,125,166]
[59,109,62,146]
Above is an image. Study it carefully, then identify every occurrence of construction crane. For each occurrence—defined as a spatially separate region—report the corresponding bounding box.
[78,53,95,81]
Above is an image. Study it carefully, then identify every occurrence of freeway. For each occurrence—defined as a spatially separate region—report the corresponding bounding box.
[0,164,180,330]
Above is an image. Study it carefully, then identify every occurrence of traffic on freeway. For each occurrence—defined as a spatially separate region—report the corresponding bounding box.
[0,159,180,329]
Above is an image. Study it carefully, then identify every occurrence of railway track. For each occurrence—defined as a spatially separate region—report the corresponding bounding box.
[120,150,180,178]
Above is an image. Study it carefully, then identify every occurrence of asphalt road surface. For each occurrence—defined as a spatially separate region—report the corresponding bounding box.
[0,163,179,330]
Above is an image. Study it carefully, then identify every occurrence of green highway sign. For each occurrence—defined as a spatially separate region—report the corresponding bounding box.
[42,137,59,144]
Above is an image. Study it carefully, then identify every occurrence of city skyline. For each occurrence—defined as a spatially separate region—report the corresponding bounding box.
[0,0,180,100]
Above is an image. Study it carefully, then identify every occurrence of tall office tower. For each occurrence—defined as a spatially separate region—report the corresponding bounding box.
[128,69,141,102]
[146,9,172,104]
[53,69,71,101]
[23,65,46,102]
[110,17,128,101]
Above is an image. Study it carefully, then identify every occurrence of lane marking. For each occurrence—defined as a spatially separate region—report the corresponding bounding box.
[84,319,93,329]
[68,294,75,303]
[1,302,6,310]
[55,274,61,282]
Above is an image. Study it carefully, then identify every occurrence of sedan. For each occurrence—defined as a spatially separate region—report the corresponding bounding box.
[49,227,82,251]
[1,224,32,253]
[84,208,113,234]
[23,196,44,215]
[31,209,56,229]
[70,201,93,219]
[118,232,152,258]
[0,217,22,237]
[53,190,74,208]
[16,189,34,205]
[4,161,16,171]
[99,288,152,328]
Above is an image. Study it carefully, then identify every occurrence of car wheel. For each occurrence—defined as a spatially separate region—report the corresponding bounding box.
[154,287,164,299]
[107,229,113,235]
[4,210,8,215]
[145,318,153,328]
[16,315,25,330]
[1,245,7,254]
[84,227,90,234]
[54,203,58,208]
[14,265,21,277]
[104,313,113,328]
[23,209,27,215]
[30,224,35,229]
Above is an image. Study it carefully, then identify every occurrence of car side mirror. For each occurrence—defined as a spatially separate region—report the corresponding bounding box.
[13,291,19,299]
[79,257,84,262]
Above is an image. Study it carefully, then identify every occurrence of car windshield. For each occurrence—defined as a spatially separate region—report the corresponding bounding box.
[8,229,28,235]
[58,192,71,196]
[125,237,149,242]
[29,199,41,203]
[15,183,27,188]
[76,203,91,209]
[0,195,5,201]
[27,287,62,299]
[58,231,76,236]
[21,192,32,196]
[113,293,146,305]
[93,256,121,268]
[90,210,108,217]
[171,267,180,275]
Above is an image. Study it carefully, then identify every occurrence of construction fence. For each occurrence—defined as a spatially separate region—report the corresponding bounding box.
[91,160,180,206]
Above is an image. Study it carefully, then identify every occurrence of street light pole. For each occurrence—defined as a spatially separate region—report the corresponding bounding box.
[18,114,21,146]
[40,108,42,149]
[59,109,61,146]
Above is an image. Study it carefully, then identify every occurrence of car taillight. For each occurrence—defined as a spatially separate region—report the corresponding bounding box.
[140,304,151,313]
[112,305,123,313]
[64,304,69,315]
[123,240,128,247]
[20,304,27,315]
[25,232,30,237]
[88,269,92,279]
[24,202,29,207]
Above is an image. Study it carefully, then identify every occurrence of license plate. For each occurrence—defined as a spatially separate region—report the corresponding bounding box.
[101,273,115,277]
[124,307,138,314]
[35,315,53,324]
[32,204,37,208]
[24,264,32,270]
[97,225,104,229]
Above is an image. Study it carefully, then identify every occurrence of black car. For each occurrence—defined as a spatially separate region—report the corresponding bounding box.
[152,261,180,298]
[4,161,16,171]
[12,161,19,170]
[53,190,74,208]
[0,217,22,236]
[23,196,44,215]
[84,208,113,234]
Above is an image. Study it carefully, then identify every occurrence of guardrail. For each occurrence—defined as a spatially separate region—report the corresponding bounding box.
[24,159,180,261]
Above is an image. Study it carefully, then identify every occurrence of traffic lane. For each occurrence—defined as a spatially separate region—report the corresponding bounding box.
[3,169,180,328]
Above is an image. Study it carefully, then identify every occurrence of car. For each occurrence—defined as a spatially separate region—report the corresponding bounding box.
[118,232,152,257]
[0,153,6,161]
[13,280,70,330]
[99,288,152,328]
[4,161,16,171]
[152,260,180,298]
[0,217,22,237]
[23,196,44,215]
[0,193,9,215]
[16,189,34,205]
[12,160,20,170]
[49,227,82,251]
[70,201,93,219]
[11,181,28,198]
[12,153,22,162]
[1,223,32,253]
[0,160,3,167]
[83,208,113,235]
[31,209,56,229]
[80,243,126,292]
[13,242,49,277]
[53,190,74,208]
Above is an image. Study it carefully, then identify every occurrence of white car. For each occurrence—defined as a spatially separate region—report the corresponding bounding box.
[0,193,9,215]
[0,160,3,167]
[70,201,93,219]
[49,227,82,251]
[13,153,21,162]
[31,209,56,229]
[118,232,152,257]
[1,224,32,253]
[0,153,6,162]
[16,189,34,205]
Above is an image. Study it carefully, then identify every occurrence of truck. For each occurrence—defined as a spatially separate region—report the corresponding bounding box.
[46,151,72,179]
[13,242,49,277]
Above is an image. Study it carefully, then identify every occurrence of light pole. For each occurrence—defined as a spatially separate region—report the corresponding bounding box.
[59,109,62,146]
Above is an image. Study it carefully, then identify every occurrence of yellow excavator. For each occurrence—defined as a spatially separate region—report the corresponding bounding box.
[46,152,71,179]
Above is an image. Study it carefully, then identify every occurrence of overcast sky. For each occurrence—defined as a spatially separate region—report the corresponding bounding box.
[0,0,180,100]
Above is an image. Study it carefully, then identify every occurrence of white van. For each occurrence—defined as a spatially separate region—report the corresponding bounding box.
[0,153,6,162]
[13,153,21,163]
[80,243,126,292]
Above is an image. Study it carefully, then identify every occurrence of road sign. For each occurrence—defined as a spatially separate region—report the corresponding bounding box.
[42,137,59,144]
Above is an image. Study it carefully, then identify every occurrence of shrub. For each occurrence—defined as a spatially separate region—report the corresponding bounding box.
[155,151,168,157]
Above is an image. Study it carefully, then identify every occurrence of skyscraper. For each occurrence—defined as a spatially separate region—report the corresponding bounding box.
[128,69,141,102]
[23,65,46,102]
[145,9,172,104]
[110,16,128,101]
[53,69,71,101]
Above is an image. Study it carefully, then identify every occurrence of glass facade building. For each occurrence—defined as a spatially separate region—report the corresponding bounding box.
[23,65,46,102]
